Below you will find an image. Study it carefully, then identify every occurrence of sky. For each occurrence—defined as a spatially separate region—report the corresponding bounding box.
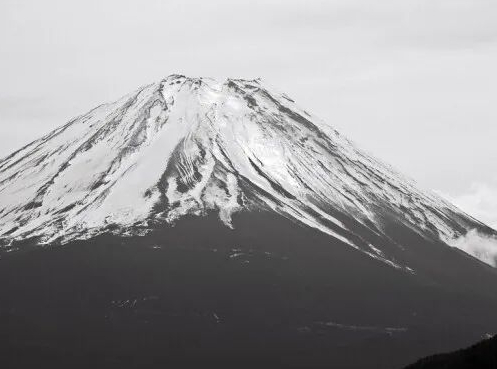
[0,0,496,228]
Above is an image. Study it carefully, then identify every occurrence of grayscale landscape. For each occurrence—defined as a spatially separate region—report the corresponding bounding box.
[1,1,496,368]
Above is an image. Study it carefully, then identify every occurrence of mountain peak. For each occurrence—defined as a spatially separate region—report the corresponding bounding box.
[157,74,263,88]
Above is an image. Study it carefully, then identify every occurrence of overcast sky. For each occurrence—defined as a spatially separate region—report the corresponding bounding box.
[1,0,496,227]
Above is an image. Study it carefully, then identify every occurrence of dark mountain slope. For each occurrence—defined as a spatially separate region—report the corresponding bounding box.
[1,212,497,369]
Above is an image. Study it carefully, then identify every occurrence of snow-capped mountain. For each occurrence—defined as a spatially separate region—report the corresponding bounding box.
[2,75,497,369]
[0,74,494,267]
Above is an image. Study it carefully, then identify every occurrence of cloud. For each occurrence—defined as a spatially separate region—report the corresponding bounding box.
[445,180,497,230]
[442,179,497,267]
[450,229,497,267]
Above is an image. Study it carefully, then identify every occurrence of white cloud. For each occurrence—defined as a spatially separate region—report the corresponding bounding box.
[450,229,497,267]
[443,179,497,267]
[446,180,497,230]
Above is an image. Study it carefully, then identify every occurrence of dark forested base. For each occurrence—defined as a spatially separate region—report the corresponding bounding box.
[405,336,497,369]
[1,212,497,369]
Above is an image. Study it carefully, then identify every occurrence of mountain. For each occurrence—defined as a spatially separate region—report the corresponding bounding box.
[0,75,495,266]
[405,335,497,369]
[1,75,497,369]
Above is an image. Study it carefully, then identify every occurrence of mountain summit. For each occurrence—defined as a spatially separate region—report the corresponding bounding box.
[0,74,494,267]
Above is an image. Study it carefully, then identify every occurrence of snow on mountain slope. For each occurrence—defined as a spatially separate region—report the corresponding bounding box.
[0,75,494,267]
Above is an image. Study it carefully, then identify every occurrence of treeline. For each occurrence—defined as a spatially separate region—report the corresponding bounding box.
[405,336,497,369]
